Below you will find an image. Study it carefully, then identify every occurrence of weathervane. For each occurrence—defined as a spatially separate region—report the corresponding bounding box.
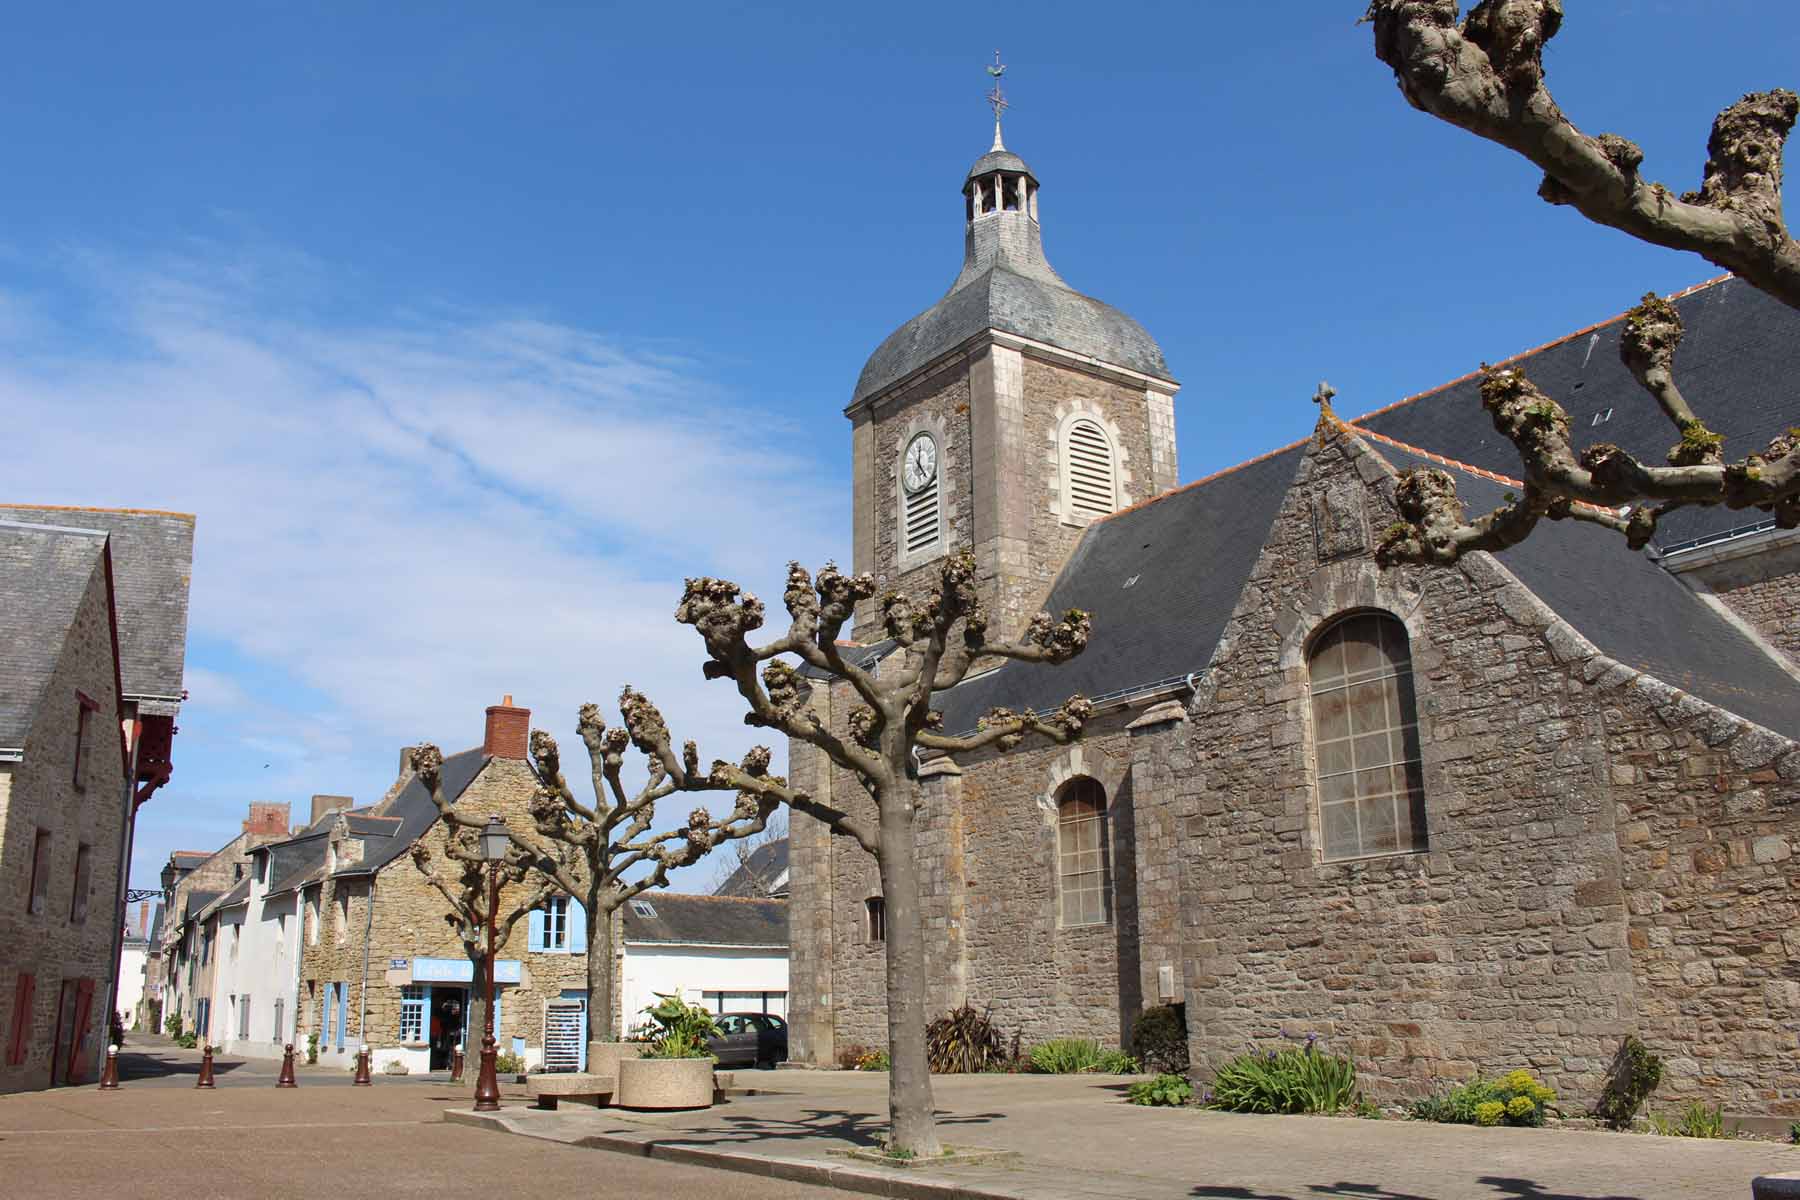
[986,50,1008,150]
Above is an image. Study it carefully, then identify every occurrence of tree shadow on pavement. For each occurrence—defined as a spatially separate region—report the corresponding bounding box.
[647,1106,1004,1150]
[118,1049,249,1081]
[1192,1178,1647,1200]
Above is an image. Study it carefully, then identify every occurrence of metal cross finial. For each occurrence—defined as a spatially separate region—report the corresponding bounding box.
[1313,380,1337,408]
[986,50,1008,149]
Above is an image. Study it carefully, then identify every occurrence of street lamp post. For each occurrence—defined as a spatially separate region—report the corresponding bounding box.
[472,814,508,1112]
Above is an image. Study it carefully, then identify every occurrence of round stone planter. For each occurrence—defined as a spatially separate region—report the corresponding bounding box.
[586,1040,643,1078]
[615,1056,714,1110]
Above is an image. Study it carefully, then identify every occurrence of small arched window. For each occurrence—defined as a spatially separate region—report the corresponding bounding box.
[1062,417,1117,522]
[1056,778,1111,927]
[1308,612,1427,861]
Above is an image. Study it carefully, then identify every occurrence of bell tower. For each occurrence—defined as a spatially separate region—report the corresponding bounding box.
[847,60,1179,638]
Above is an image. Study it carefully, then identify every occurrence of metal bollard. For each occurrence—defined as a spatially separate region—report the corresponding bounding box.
[196,1044,216,1088]
[276,1042,298,1088]
[97,1044,121,1090]
[353,1045,372,1086]
[450,1044,465,1083]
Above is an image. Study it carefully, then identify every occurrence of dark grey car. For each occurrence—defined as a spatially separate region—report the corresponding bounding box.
[707,1012,788,1069]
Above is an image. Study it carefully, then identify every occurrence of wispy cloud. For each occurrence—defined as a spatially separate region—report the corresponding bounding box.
[2,242,845,885]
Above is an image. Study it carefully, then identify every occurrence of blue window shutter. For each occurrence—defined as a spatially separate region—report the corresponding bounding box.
[567,900,586,955]
[492,990,502,1041]
[527,909,544,953]
[336,986,347,1049]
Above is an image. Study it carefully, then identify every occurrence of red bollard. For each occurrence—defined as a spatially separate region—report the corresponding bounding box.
[450,1044,464,1083]
[353,1045,372,1086]
[97,1044,121,1090]
[196,1044,216,1088]
[276,1043,298,1088]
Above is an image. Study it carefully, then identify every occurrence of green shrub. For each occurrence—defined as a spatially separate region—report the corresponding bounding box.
[1029,1038,1108,1074]
[638,993,720,1060]
[164,1013,183,1038]
[1593,1035,1663,1130]
[1206,1037,1360,1115]
[1096,1049,1141,1075]
[1788,1119,1799,1145]
[172,1031,197,1049]
[1648,1100,1737,1139]
[855,1048,890,1072]
[927,1005,1006,1074]
[1128,1073,1194,1107]
[1132,1004,1189,1075]
[1410,1070,1557,1128]
[306,1032,319,1064]
[494,1049,525,1076]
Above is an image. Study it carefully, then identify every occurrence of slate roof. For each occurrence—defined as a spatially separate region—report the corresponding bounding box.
[1371,438,1800,741]
[967,148,1034,181]
[184,890,222,919]
[715,839,790,898]
[937,445,1303,733]
[170,851,213,870]
[852,141,1173,406]
[622,893,787,948]
[200,878,251,919]
[0,520,111,753]
[1349,275,1796,552]
[0,507,193,708]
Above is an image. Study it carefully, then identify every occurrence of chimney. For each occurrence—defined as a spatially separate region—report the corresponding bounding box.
[484,694,530,760]
[138,902,150,938]
[310,794,353,824]
[243,802,291,837]
[398,745,418,777]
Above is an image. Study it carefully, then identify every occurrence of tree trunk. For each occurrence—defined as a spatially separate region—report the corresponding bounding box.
[463,947,489,1062]
[586,892,617,1043]
[879,778,942,1157]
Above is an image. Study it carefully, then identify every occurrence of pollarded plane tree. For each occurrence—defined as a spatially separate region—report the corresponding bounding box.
[413,691,777,1046]
[674,551,1093,1157]
[408,823,562,1049]
[1360,1,1799,563]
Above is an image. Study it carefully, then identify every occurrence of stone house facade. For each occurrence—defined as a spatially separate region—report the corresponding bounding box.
[788,129,1800,1118]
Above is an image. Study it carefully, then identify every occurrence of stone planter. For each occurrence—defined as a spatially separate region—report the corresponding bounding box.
[615,1056,714,1110]
[586,1040,643,1078]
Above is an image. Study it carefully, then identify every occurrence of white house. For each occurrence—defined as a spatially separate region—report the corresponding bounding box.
[617,894,788,1033]
[203,836,304,1059]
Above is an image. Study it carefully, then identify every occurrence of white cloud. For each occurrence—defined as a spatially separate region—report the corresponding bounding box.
[3,242,845,885]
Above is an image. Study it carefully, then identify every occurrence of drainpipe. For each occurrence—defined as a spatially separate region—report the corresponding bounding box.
[102,715,143,1057]
[359,875,376,1039]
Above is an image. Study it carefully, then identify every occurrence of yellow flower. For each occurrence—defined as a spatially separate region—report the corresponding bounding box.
[1475,1101,1506,1127]
[1507,1096,1535,1119]
[1531,1084,1556,1103]
[1500,1070,1536,1092]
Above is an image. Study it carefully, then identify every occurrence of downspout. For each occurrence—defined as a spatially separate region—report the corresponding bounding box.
[359,875,376,1039]
[102,717,142,1051]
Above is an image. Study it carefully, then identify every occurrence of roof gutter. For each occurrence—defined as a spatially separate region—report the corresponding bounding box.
[941,671,1197,740]
[623,940,790,951]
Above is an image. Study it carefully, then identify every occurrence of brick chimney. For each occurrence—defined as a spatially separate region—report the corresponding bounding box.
[484,694,530,760]
[243,802,291,836]
[310,794,353,824]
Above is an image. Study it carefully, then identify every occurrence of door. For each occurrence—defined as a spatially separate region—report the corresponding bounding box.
[428,987,466,1071]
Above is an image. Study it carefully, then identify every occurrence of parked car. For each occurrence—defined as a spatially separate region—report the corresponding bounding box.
[707,1012,788,1069]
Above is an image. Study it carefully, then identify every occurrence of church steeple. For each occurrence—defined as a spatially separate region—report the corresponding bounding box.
[954,54,1060,292]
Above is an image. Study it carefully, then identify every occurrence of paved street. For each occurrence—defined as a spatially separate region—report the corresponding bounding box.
[0,1041,839,1200]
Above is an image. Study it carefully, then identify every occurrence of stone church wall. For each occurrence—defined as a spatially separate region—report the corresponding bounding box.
[1693,537,1800,668]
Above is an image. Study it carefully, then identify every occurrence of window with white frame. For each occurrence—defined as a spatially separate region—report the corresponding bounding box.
[543,897,568,951]
[1060,417,1118,522]
[399,985,426,1043]
[1056,778,1111,927]
[1308,611,1427,861]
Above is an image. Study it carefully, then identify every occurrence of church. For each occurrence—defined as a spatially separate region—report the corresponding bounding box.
[783,117,1800,1119]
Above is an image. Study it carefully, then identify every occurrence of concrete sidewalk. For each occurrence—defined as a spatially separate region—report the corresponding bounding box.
[447,1070,1800,1200]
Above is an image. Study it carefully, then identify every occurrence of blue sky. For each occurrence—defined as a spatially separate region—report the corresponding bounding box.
[4,3,1795,893]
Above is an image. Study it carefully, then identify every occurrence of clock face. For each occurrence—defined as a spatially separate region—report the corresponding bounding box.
[902,433,938,494]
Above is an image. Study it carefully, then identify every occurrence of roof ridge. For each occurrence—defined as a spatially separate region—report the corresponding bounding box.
[1096,434,1312,525]
[1345,424,1619,518]
[652,892,786,904]
[1344,274,1733,427]
[0,503,196,521]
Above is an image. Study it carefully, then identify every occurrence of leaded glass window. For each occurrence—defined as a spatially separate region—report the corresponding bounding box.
[1056,778,1111,926]
[399,985,426,1043]
[1308,612,1427,860]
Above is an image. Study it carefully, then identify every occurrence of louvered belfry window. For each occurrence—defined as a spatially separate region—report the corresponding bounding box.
[904,467,940,555]
[1064,418,1117,520]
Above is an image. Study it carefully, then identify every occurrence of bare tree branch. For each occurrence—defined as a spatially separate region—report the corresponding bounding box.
[1364,1,1800,305]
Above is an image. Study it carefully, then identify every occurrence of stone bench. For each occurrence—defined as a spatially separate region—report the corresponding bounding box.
[525,1072,617,1110]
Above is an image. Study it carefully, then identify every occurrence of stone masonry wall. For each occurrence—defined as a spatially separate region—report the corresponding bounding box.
[0,558,127,1093]
[1177,429,1638,1105]
[1703,543,1800,666]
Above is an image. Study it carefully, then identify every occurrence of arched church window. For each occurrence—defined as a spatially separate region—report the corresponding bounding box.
[1062,417,1117,521]
[1307,612,1427,861]
[899,430,942,562]
[1056,778,1111,927]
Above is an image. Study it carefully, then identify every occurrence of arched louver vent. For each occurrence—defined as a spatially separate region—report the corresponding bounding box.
[1065,418,1117,520]
[904,474,941,555]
